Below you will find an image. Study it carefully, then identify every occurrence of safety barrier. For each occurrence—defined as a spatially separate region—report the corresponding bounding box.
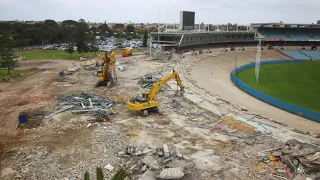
[232,59,320,123]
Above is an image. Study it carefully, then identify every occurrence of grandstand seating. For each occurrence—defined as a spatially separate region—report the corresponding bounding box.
[281,50,311,60]
[259,28,289,40]
[300,50,320,59]
[309,29,320,40]
[289,32,311,41]
[258,28,319,41]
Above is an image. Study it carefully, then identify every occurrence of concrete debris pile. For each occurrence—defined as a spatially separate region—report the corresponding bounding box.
[46,93,114,121]
[260,139,320,179]
[117,64,127,72]
[1,125,129,180]
[152,47,173,62]
[138,73,156,88]
[68,64,81,72]
[211,124,237,134]
[84,66,97,71]
[168,97,220,129]
[117,144,190,179]
[138,72,163,88]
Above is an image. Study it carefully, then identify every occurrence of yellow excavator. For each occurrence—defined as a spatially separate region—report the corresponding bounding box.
[95,51,117,88]
[128,70,184,116]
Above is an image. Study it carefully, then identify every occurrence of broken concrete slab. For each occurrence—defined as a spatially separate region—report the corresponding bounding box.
[142,155,155,165]
[158,167,184,179]
[118,151,125,156]
[182,155,191,161]
[142,148,153,155]
[140,165,147,172]
[166,159,187,170]
[176,149,183,159]
[271,151,281,157]
[162,158,173,164]
[163,144,170,158]
[68,64,80,72]
[281,155,296,173]
[138,170,156,180]
[104,164,114,171]
[292,148,316,157]
[142,155,160,170]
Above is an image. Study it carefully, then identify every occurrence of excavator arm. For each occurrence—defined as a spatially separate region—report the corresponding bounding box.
[148,70,184,101]
[128,70,184,115]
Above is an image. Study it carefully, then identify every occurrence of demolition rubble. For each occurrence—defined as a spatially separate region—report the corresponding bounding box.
[117,144,189,179]
[45,93,114,122]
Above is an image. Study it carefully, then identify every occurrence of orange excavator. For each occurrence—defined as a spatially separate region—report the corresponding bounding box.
[122,48,133,57]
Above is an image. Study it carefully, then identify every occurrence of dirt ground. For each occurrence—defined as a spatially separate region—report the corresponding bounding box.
[0,49,319,180]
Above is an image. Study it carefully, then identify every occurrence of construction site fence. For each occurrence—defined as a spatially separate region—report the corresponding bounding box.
[232,59,320,123]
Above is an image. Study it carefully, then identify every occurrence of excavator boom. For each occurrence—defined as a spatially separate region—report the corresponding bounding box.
[95,51,117,88]
[148,70,184,101]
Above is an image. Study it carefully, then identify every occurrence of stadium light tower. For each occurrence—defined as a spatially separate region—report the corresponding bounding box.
[255,37,262,83]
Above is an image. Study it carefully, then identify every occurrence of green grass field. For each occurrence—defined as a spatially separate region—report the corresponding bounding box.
[18,50,100,60]
[0,69,29,80]
[236,61,320,112]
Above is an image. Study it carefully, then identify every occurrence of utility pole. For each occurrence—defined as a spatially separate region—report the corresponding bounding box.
[149,36,152,58]
[174,11,175,30]
[165,10,167,32]
[158,8,160,47]
[207,12,210,31]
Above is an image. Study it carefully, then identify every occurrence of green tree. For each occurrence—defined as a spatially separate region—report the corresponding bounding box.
[65,43,75,59]
[143,30,148,47]
[0,33,18,75]
[61,20,78,42]
[75,20,89,55]
[98,24,110,33]
[126,24,134,32]
[96,167,104,180]
[89,44,99,55]
[84,171,90,180]
[126,36,132,40]
[114,24,124,31]
[43,19,59,43]
[112,169,128,180]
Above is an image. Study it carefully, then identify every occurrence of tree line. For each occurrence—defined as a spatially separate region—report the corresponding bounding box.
[0,19,140,49]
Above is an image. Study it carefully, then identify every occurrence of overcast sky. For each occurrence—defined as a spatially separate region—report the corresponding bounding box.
[1,0,319,24]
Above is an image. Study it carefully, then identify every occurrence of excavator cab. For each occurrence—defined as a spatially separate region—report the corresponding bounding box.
[128,70,184,116]
[142,92,149,99]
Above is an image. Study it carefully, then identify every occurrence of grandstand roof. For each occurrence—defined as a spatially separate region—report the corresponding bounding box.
[151,31,255,36]
[251,23,320,28]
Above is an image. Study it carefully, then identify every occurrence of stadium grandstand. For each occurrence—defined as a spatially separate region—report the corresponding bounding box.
[282,50,320,60]
[150,12,320,51]
[252,22,320,42]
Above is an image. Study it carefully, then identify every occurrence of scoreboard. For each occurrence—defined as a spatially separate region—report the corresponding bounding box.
[180,11,195,30]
